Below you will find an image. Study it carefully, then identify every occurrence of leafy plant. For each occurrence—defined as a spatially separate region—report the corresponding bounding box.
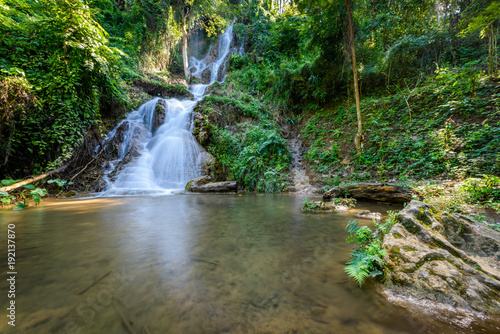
[0,178,47,209]
[344,221,387,286]
[333,197,357,208]
[461,175,500,203]
[47,178,74,188]
[302,198,321,210]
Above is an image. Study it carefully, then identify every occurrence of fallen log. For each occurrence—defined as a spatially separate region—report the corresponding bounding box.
[0,165,68,192]
[322,182,412,203]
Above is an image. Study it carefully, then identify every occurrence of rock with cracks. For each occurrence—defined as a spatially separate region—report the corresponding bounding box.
[381,200,500,316]
[323,183,411,203]
[185,176,237,193]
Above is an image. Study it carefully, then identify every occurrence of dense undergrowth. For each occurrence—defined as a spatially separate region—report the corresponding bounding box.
[299,72,500,182]
[194,86,291,192]
[0,0,198,178]
[221,1,500,198]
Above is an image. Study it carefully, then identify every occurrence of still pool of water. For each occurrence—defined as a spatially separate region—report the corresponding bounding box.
[1,194,499,334]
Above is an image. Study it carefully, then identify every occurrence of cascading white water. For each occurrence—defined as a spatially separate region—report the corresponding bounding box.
[189,22,241,83]
[101,23,237,196]
[209,22,233,83]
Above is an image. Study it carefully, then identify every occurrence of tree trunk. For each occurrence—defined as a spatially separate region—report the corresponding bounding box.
[489,27,493,76]
[345,0,363,152]
[0,165,68,192]
[182,12,189,79]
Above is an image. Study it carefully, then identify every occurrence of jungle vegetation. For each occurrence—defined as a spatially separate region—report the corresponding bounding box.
[0,0,499,197]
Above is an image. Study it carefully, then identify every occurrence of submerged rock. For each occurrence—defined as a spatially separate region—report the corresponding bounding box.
[303,198,356,212]
[357,210,382,220]
[185,176,237,193]
[382,200,500,316]
[323,183,412,203]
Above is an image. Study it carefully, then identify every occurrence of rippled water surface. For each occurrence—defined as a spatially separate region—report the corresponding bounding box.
[1,195,499,334]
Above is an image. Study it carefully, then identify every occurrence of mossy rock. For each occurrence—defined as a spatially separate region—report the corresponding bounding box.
[382,200,500,316]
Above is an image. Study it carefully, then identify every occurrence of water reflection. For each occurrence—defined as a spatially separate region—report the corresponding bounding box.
[1,195,499,333]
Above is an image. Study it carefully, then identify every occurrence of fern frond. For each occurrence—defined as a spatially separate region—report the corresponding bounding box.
[344,263,370,286]
[346,220,360,233]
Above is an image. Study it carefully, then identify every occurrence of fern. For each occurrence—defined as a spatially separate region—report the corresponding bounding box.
[345,252,371,286]
[344,221,387,286]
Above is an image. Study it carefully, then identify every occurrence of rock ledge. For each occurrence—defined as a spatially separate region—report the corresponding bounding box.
[185,176,237,193]
[323,182,411,203]
[382,200,500,315]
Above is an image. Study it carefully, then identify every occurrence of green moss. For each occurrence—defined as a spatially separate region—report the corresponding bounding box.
[390,246,401,255]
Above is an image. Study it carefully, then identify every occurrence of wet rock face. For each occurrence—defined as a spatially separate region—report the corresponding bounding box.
[153,100,166,133]
[200,65,213,84]
[106,125,148,182]
[192,112,210,146]
[382,200,500,315]
[323,183,412,203]
[185,176,237,193]
[101,121,129,160]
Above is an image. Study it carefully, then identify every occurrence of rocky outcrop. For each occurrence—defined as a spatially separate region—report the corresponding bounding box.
[323,183,412,203]
[133,80,194,99]
[200,64,213,84]
[105,124,148,183]
[303,198,356,212]
[185,176,237,193]
[382,200,500,315]
[357,210,382,220]
[192,112,210,146]
[153,100,166,133]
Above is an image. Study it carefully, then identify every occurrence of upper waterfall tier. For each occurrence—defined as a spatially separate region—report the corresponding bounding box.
[188,22,243,84]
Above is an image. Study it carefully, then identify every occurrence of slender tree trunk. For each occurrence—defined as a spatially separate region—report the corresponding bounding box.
[495,27,498,73]
[0,165,68,192]
[345,0,363,152]
[182,12,189,79]
[489,27,493,76]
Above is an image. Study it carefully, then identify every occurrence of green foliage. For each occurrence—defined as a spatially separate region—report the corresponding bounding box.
[47,178,74,188]
[333,197,357,208]
[1,179,21,186]
[89,0,183,73]
[375,210,398,235]
[209,124,291,192]
[0,0,126,174]
[461,175,500,203]
[344,221,386,286]
[461,1,500,39]
[302,198,321,210]
[0,178,47,209]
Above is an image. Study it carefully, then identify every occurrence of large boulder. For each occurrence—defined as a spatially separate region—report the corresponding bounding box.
[323,183,412,203]
[185,176,237,193]
[382,200,500,315]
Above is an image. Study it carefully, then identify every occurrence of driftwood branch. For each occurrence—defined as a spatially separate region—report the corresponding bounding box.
[0,165,68,192]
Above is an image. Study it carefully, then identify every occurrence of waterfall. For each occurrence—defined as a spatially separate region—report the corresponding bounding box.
[188,21,242,84]
[101,23,237,196]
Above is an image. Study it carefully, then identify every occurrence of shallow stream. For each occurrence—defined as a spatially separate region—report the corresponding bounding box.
[1,195,499,333]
